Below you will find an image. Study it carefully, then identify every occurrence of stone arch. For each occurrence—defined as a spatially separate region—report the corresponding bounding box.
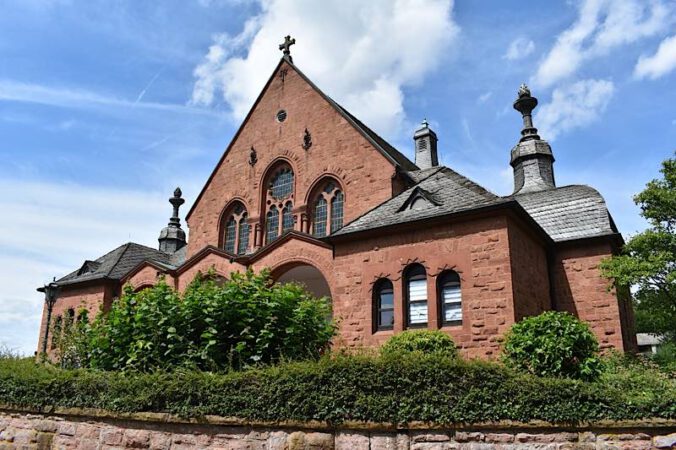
[270,260,332,300]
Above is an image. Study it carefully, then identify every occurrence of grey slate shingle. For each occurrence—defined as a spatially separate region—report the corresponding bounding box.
[55,242,185,286]
[333,166,617,243]
[513,184,617,242]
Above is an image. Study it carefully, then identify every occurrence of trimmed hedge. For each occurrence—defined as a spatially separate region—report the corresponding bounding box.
[1,354,674,424]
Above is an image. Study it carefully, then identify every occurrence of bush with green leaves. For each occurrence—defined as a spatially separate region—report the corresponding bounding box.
[1,353,674,423]
[82,269,335,371]
[381,329,458,358]
[502,312,602,381]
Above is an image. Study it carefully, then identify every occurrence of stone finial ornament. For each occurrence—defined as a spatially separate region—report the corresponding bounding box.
[159,187,187,253]
[279,35,296,62]
[302,128,312,150]
[518,83,531,98]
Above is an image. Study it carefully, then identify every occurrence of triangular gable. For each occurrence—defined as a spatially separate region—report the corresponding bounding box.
[185,57,416,221]
[397,186,442,212]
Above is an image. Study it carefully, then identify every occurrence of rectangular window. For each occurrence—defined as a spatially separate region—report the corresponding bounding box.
[442,285,462,324]
[407,278,428,325]
[378,289,394,330]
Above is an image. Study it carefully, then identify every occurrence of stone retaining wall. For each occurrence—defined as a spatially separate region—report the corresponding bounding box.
[0,410,675,449]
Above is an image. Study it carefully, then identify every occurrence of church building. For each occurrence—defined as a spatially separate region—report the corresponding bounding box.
[37,37,636,358]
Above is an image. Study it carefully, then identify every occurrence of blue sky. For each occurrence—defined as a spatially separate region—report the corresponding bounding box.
[1,0,675,355]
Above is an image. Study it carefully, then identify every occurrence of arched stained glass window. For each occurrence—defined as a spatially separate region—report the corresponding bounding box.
[266,209,279,243]
[282,202,294,233]
[373,279,394,331]
[330,190,344,233]
[221,202,248,255]
[405,264,428,327]
[438,271,462,325]
[224,217,236,253]
[237,213,249,255]
[270,168,294,199]
[313,197,328,237]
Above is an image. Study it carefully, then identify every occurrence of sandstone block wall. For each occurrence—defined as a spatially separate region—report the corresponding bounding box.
[1,411,675,450]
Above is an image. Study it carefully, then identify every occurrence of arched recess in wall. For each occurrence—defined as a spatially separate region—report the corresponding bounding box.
[218,199,250,255]
[271,261,332,301]
[260,159,296,245]
[306,175,344,237]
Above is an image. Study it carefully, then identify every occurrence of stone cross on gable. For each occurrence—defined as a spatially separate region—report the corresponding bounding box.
[279,35,296,61]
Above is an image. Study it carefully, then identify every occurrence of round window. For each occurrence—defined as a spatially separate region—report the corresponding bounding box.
[276,110,287,122]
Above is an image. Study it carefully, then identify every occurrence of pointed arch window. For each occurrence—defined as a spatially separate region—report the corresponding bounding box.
[438,271,462,325]
[373,278,394,332]
[311,179,344,237]
[270,168,294,199]
[266,208,279,243]
[282,202,294,233]
[405,264,428,327]
[237,213,249,255]
[263,164,295,245]
[220,202,250,255]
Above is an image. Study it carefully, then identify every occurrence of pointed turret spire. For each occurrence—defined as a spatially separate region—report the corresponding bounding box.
[158,187,187,253]
[413,119,439,170]
[510,85,555,194]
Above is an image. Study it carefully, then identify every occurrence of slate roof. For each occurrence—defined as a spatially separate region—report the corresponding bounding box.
[332,166,618,243]
[332,167,509,236]
[54,242,184,287]
[513,185,617,242]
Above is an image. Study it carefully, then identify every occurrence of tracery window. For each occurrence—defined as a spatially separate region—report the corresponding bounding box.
[264,165,295,244]
[266,208,279,243]
[220,202,249,255]
[405,264,428,327]
[438,271,462,325]
[373,278,394,332]
[311,179,344,237]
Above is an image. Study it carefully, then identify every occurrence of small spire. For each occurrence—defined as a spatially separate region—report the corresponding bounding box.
[513,83,540,142]
[421,118,429,128]
[159,187,187,253]
[279,35,296,62]
[168,187,185,227]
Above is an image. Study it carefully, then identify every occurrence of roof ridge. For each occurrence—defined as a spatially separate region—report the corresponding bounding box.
[436,166,499,199]
[103,242,132,278]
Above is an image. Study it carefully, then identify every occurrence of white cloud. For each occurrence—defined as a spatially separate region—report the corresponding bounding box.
[536,79,615,140]
[477,91,492,104]
[190,0,459,138]
[534,0,672,87]
[634,34,676,79]
[0,79,222,117]
[503,37,534,61]
[0,179,175,355]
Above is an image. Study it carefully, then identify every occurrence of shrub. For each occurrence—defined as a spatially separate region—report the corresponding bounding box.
[82,269,336,371]
[502,312,602,381]
[0,353,673,423]
[652,342,676,374]
[381,330,458,359]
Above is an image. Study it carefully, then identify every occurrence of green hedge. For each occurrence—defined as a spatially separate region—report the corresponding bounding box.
[1,354,674,424]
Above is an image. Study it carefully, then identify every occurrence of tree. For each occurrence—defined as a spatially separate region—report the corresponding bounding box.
[600,156,676,342]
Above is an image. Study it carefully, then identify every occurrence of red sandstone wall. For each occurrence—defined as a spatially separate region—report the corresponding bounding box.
[552,241,631,351]
[186,60,403,257]
[332,216,516,359]
[176,253,247,291]
[36,284,113,356]
[507,218,551,321]
[125,265,169,291]
[250,238,334,285]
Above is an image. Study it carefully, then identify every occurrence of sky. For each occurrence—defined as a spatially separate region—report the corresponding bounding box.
[1,0,675,355]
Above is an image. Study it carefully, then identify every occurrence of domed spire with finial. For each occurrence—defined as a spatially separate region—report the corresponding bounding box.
[509,84,556,194]
[159,187,187,253]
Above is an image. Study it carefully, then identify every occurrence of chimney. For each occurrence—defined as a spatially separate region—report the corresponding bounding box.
[413,119,438,170]
[510,84,555,194]
[158,187,187,253]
